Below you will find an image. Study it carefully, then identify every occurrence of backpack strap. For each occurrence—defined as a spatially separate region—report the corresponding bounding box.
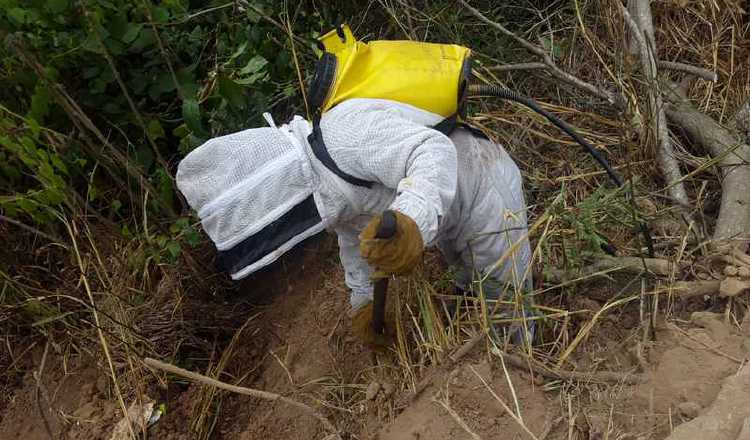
[308,113,491,189]
[308,114,374,188]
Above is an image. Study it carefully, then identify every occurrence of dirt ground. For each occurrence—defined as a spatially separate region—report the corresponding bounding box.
[2,242,749,440]
[0,241,747,440]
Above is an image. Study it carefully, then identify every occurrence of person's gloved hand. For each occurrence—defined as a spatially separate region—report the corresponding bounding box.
[350,302,392,349]
[359,211,423,276]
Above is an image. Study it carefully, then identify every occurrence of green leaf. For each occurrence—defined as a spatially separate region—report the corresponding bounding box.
[129,28,155,51]
[539,36,563,59]
[147,119,165,140]
[50,154,69,176]
[48,0,70,13]
[234,72,266,86]
[165,241,181,260]
[7,8,28,25]
[152,6,169,23]
[238,55,268,76]
[172,123,189,139]
[111,199,122,213]
[121,23,143,44]
[148,72,175,100]
[227,41,248,63]
[29,84,51,123]
[81,34,104,54]
[218,75,246,110]
[133,144,154,172]
[182,98,208,138]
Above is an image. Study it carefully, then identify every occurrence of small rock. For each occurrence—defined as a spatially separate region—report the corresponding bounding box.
[96,375,109,396]
[725,265,739,277]
[382,382,395,398]
[677,401,701,419]
[720,277,750,298]
[365,381,381,401]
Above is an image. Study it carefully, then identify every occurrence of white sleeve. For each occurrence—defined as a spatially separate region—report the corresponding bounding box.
[321,101,458,245]
[335,224,373,307]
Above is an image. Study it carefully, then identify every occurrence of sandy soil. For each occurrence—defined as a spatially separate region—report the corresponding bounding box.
[2,246,749,439]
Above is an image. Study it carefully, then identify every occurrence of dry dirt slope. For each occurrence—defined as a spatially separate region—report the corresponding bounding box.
[2,241,750,440]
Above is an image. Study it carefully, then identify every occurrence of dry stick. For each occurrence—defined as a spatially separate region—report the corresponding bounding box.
[283,9,309,119]
[487,62,548,72]
[620,2,695,229]
[144,357,341,438]
[434,396,484,440]
[662,81,750,247]
[459,0,621,106]
[657,61,717,82]
[236,0,310,47]
[33,340,55,440]
[402,331,485,403]
[541,256,683,286]
[470,365,540,440]
[733,98,750,141]
[0,214,63,245]
[667,323,743,364]
[500,352,644,385]
[64,219,136,440]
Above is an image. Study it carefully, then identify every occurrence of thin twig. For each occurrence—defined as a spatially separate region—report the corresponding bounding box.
[64,218,136,440]
[144,357,341,438]
[470,365,540,440]
[459,0,620,106]
[487,62,548,72]
[495,349,644,385]
[667,323,743,364]
[0,214,63,244]
[84,6,172,178]
[434,394,483,440]
[33,340,55,440]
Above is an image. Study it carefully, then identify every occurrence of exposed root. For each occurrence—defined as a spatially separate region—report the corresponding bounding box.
[144,358,342,440]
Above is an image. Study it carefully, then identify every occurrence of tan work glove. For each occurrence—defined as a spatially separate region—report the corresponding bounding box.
[359,211,423,276]
[351,302,393,349]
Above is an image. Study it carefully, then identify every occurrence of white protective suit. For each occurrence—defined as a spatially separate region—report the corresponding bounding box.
[177,98,532,310]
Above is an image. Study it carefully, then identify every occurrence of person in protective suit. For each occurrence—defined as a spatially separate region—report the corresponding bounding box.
[176,97,533,346]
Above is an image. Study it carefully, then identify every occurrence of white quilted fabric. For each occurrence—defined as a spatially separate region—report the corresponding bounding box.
[177,98,531,301]
[176,127,316,251]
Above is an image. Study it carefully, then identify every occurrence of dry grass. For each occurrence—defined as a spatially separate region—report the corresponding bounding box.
[1,1,748,438]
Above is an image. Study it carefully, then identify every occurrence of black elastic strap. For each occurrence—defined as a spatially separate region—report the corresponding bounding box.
[433,115,490,141]
[308,114,374,188]
[216,195,322,275]
[433,114,458,135]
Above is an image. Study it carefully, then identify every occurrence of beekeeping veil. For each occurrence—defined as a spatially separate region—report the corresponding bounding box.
[176,127,324,280]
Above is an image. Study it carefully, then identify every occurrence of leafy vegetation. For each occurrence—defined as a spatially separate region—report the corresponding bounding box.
[0,1,338,250]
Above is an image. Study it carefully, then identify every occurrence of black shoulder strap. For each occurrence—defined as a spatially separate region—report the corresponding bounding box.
[308,112,489,189]
[308,114,374,188]
[433,114,457,135]
[432,115,490,141]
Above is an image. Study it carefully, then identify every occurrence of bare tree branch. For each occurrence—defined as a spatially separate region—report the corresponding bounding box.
[663,81,750,247]
[733,98,750,142]
[486,62,548,73]
[458,0,622,106]
[145,357,341,439]
[657,61,718,82]
[620,2,695,228]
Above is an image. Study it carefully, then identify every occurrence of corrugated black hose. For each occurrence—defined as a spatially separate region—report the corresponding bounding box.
[468,83,654,257]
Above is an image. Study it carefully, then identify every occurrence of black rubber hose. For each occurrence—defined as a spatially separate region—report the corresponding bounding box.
[468,83,654,257]
[468,84,623,187]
